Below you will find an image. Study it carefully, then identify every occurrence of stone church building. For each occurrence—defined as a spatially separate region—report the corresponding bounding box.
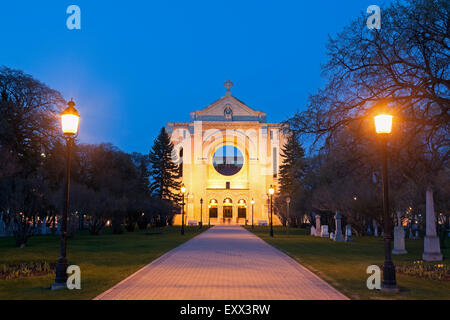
[168,81,287,226]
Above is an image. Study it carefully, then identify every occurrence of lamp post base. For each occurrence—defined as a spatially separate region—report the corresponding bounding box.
[381,283,399,292]
[51,281,67,291]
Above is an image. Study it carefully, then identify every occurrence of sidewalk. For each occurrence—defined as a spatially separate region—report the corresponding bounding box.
[95,225,348,300]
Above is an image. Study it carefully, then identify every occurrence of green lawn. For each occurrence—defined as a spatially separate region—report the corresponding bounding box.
[249,226,449,300]
[2,225,448,300]
[0,226,206,300]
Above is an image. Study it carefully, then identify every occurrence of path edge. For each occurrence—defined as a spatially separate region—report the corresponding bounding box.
[245,227,349,300]
[93,227,214,300]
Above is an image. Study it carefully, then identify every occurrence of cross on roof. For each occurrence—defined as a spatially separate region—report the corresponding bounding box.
[224,80,234,95]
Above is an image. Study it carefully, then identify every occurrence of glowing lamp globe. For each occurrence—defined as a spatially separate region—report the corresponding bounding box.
[374,114,393,134]
[251,199,255,205]
[268,185,275,195]
[61,99,80,136]
[180,184,187,194]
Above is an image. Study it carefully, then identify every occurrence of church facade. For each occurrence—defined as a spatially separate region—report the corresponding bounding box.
[167,81,287,226]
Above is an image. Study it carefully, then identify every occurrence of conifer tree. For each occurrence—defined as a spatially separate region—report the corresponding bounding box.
[149,127,181,202]
[278,132,306,195]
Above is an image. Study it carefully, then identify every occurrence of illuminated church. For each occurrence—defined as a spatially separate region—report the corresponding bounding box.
[168,81,287,225]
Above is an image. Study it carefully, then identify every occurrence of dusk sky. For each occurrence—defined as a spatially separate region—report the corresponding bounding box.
[0,0,390,154]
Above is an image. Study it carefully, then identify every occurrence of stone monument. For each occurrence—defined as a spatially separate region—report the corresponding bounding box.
[41,217,48,235]
[373,219,379,237]
[393,212,407,254]
[345,224,353,242]
[333,211,345,241]
[315,214,321,237]
[423,187,443,261]
[320,225,329,237]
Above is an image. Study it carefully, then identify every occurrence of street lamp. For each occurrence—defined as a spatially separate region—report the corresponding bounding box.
[286,196,291,236]
[374,115,393,134]
[251,198,255,229]
[180,183,186,235]
[208,204,211,228]
[200,198,203,229]
[268,185,275,237]
[52,99,80,290]
[374,113,398,291]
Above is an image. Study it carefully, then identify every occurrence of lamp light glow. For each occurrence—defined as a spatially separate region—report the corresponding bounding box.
[61,99,80,136]
[268,185,275,195]
[180,184,186,194]
[374,114,393,134]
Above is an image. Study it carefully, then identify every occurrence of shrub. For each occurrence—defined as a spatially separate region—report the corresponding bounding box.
[0,261,55,280]
[382,261,450,282]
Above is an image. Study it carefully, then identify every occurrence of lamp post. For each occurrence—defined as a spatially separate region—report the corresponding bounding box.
[374,114,398,291]
[208,204,211,228]
[286,196,291,236]
[268,185,275,237]
[251,198,255,229]
[52,99,80,290]
[181,184,186,235]
[200,198,203,229]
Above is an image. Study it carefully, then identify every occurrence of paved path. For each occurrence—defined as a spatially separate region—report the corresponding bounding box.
[95,226,347,300]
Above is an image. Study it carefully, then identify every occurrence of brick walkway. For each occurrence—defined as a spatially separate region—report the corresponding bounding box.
[95,225,348,300]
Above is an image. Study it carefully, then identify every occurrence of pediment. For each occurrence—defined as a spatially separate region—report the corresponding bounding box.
[190,95,266,122]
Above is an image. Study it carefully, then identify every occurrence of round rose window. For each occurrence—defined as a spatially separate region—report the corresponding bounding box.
[212,145,243,176]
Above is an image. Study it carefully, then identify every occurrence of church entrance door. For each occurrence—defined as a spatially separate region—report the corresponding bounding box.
[223,206,232,218]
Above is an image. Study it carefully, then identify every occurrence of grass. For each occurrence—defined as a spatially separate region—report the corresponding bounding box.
[249,226,450,300]
[0,226,206,300]
[2,225,448,300]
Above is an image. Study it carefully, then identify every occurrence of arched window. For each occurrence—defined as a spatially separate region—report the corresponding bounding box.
[237,199,247,218]
[209,199,218,218]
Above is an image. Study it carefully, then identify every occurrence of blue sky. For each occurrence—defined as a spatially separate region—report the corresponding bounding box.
[0,0,390,154]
